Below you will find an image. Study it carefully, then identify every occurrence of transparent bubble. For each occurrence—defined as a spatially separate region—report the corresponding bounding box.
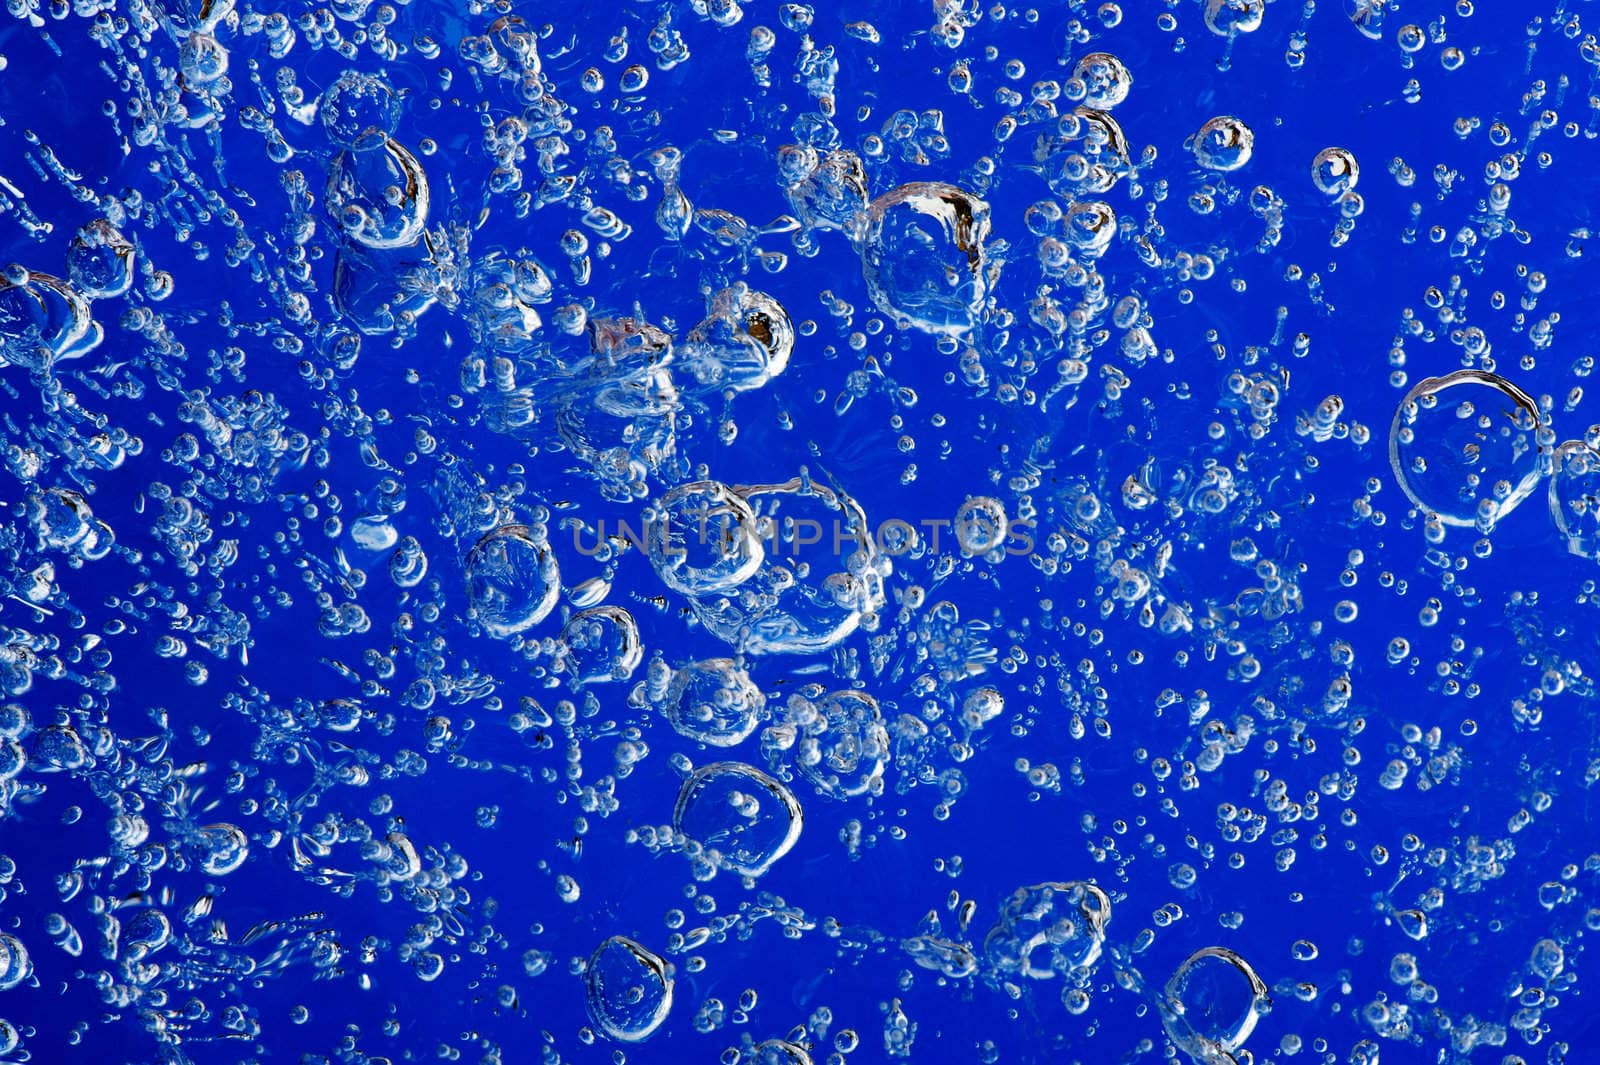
[585,935,674,1042]
[687,477,888,655]
[673,761,803,877]
[1072,52,1133,109]
[778,145,869,236]
[752,1038,813,1064]
[561,606,643,685]
[1551,441,1600,556]
[954,496,1008,554]
[1389,370,1543,529]
[1311,147,1360,196]
[0,934,30,991]
[320,70,400,151]
[1348,0,1386,40]
[193,822,250,876]
[983,881,1111,979]
[464,524,561,637]
[664,659,766,747]
[326,140,430,250]
[861,182,996,335]
[680,284,795,393]
[66,219,136,299]
[1160,947,1271,1065]
[645,481,765,598]
[1204,0,1265,36]
[0,270,101,369]
[178,33,229,84]
[775,689,890,798]
[1193,116,1255,172]
[1034,107,1133,197]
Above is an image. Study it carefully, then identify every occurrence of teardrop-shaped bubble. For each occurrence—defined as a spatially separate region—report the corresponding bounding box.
[983,881,1111,980]
[645,481,765,598]
[1073,52,1133,110]
[1193,116,1254,171]
[782,689,890,799]
[585,935,674,1042]
[681,284,794,393]
[778,145,869,236]
[1204,0,1265,36]
[664,658,765,746]
[0,934,31,991]
[320,70,400,151]
[464,524,561,637]
[673,761,803,878]
[861,182,995,335]
[1549,440,1600,556]
[1389,370,1543,530]
[560,606,643,685]
[1311,147,1360,196]
[1160,946,1271,1065]
[66,220,136,299]
[326,139,430,250]
[193,823,250,876]
[0,270,100,369]
[688,478,888,655]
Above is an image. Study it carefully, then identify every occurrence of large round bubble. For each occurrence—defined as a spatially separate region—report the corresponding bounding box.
[1159,947,1271,1065]
[663,658,765,747]
[464,524,561,637]
[1389,369,1544,530]
[673,761,803,878]
[584,935,673,1042]
[861,182,995,335]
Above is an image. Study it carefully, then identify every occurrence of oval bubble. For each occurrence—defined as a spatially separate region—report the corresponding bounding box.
[673,761,803,878]
[0,270,100,369]
[681,284,795,393]
[861,182,995,335]
[689,477,888,655]
[1160,946,1271,1065]
[664,658,765,746]
[66,220,136,299]
[585,935,673,1042]
[326,139,430,250]
[321,70,400,151]
[0,934,31,991]
[1193,116,1254,171]
[1204,0,1265,36]
[560,605,643,685]
[1389,369,1543,530]
[1549,440,1600,556]
[645,480,765,598]
[983,881,1111,979]
[779,145,869,236]
[464,524,561,637]
[1311,146,1360,196]
[781,689,890,799]
[1073,52,1133,109]
[193,822,250,876]
[1035,108,1132,197]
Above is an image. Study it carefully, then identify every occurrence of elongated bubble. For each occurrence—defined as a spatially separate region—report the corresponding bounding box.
[984,881,1111,980]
